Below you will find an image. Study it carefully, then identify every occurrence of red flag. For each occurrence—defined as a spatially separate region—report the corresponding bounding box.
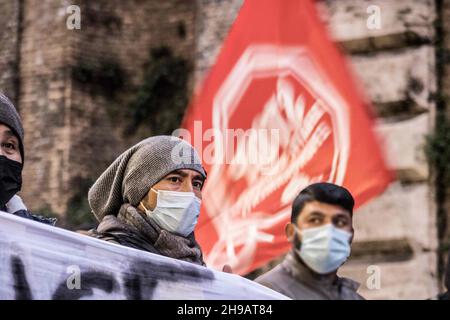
[182,0,393,274]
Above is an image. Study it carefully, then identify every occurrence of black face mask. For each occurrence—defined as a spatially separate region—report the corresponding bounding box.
[0,155,23,208]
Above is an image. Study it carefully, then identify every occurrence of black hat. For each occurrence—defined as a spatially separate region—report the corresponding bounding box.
[0,93,24,161]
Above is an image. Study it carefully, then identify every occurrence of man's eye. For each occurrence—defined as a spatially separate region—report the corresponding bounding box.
[2,143,16,150]
[309,218,321,224]
[336,219,348,227]
[193,181,203,189]
[168,177,181,183]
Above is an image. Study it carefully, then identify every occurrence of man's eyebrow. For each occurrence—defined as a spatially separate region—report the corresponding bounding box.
[334,212,351,219]
[307,211,326,217]
[168,170,188,177]
[3,130,18,143]
[4,130,17,139]
[193,173,205,180]
[167,170,205,181]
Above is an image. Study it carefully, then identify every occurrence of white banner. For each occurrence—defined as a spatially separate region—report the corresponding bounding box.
[0,211,288,300]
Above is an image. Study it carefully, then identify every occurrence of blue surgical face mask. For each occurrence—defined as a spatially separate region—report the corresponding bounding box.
[140,188,201,237]
[294,224,352,274]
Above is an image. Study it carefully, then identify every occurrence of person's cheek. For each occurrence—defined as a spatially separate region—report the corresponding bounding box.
[162,180,178,191]
[194,190,202,200]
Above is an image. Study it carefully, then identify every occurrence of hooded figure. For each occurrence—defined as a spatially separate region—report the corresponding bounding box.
[0,93,56,225]
[87,135,207,266]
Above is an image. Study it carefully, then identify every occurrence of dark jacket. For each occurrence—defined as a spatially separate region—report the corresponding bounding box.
[2,195,56,226]
[10,209,57,226]
[255,251,364,300]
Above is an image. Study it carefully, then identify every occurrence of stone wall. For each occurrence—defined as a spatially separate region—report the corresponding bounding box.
[194,0,244,85]
[436,0,450,289]
[64,0,197,226]
[0,0,21,104]
[18,0,73,217]
[1,0,197,225]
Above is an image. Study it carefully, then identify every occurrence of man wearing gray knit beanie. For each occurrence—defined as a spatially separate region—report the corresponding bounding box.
[0,93,56,225]
[88,135,211,267]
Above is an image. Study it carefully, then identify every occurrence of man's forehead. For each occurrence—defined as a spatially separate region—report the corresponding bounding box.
[302,200,351,216]
[0,123,18,139]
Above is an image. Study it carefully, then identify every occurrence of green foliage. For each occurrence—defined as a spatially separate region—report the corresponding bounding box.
[65,177,97,230]
[35,206,59,222]
[126,46,191,136]
[72,59,125,97]
[84,7,122,31]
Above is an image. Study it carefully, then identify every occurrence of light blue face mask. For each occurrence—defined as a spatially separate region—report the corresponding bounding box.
[140,188,201,237]
[294,224,352,274]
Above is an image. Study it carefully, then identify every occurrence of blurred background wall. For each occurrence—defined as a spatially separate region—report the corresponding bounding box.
[0,0,449,299]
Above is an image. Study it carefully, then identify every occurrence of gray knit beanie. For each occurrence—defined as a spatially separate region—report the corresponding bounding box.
[88,135,206,222]
[0,93,24,160]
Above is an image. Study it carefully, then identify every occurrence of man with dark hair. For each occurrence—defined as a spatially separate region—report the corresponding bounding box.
[0,93,56,225]
[255,182,363,300]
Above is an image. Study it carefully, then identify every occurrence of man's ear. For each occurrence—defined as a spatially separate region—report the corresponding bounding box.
[349,227,354,244]
[137,190,152,213]
[141,188,158,212]
[285,223,295,243]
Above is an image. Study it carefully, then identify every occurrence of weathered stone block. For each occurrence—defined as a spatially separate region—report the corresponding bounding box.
[376,114,431,181]
[339,252,439,299]
[353,182,437,251]
[319,0,436,52]
[194,0,244,84]
[351,46,436,116]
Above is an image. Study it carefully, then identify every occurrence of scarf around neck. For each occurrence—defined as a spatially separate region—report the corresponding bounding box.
[94,203,205,266]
